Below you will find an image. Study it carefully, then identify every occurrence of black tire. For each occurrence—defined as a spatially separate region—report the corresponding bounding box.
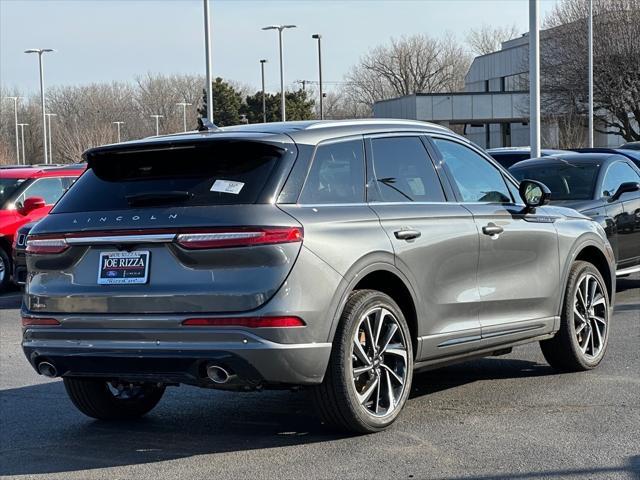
[0,248,11,292]
[63,377,165,420]
[312,289,413,433]
[540,261,610,372]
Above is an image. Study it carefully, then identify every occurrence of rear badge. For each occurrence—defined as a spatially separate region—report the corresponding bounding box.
[98,251,150,285]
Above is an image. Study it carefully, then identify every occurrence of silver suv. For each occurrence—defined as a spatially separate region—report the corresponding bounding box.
[22,120,615,433]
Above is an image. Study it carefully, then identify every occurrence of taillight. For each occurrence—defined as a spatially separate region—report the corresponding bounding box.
[26,237,69,254]
[22,317,61,326]
[182,316,305,328]
[176,227,303,249]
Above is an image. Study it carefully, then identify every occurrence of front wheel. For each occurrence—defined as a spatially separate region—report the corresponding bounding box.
[540,261,611,372]
[63,378,165,420]
[312,289,413,433]
[0,248,11,292]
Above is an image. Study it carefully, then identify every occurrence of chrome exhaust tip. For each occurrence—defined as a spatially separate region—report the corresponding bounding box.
[37,361,58,378]
[206,364,234,384]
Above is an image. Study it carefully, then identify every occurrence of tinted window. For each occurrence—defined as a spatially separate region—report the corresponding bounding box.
[299,140,365,204]
[54,141,284,213]
[602,162,640,197]
[490,153,529,169]
[370,136,444,202]
[0,178,26,205]
[434,139,512,203]
[510,163,599,200]
[19,177,66,205]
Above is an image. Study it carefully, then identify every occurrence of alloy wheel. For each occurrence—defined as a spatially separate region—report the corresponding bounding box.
[573,273,608,358]
[351,306,409,417]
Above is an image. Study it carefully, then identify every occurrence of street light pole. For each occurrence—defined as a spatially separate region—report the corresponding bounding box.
[588,0,594,147]
[312,34,324,120]
[203,0,214,122]
[176,102,192,132]
[112,121,124,143]
[262,25,297,122]
[260,59,267,123]
[529,0,541,158]
[45,113,57,163]
[18,123,28,165]
[25,48,54,164]
[3,96,22,164]
[150,115,164,136]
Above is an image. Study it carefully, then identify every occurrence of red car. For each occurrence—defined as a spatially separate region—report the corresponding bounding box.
[0,164,85,290]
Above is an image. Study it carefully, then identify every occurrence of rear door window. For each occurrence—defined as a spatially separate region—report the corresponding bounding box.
[18,177,66,205]
[53,141,285,213]
[299,139,365,204]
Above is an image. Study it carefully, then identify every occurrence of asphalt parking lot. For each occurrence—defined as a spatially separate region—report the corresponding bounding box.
[0,277,638,480]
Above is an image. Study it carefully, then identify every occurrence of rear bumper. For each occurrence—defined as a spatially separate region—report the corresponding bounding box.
[22,328,331,388]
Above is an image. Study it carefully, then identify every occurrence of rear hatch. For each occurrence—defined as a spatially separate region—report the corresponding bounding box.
[26,136,302,314]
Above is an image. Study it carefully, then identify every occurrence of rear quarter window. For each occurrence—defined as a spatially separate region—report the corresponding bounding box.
[53,141,286,213]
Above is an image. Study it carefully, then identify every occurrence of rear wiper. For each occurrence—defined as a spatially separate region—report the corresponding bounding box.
[377,178,414,202]
[126,191,193,207]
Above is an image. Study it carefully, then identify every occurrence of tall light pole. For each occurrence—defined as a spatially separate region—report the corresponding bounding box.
[24,48,54,164]
[176,102,192,132]
[203,0,214,122]
[18,123,29,165]
[312,34,324,120]
[529,0,541,158]
[262,24,296,122]
[112,121,124,143]
[588,0,594,147]
[4,96,23,163]
[150,115,164,136]
[260,59,268,123]
[45,113,57,163]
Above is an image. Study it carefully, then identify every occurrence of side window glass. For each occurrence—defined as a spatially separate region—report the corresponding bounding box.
[433,138,512,203]
[22,177,66,205]
[369,136,445,202]
[299,140,365,204]
[602,162,639,197]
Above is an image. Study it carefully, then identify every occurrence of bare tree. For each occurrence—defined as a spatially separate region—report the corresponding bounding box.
[542,0,640,142]
[466,24,520,56]
[344,34,472,114]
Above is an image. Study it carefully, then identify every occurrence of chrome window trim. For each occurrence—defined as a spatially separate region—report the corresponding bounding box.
[65,234,176,245]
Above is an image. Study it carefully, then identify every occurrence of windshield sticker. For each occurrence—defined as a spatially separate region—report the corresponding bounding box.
[211,179,245,195]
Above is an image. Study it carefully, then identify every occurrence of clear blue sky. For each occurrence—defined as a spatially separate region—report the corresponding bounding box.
[1,0,558,94]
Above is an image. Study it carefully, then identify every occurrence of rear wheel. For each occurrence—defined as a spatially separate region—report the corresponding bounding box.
[312,289,413,433]
[0,248,11,292]
[63,378,165,420]
[540,261,610,371]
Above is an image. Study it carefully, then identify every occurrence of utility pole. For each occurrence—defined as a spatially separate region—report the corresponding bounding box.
[529,0,541,158]
[260,59,268,123]
[262,25,297,121]
[18,123,29,165]
[45,113,57,163]
[176,102,192,132]
[3,96,22,164]
[588,0,594,147]
[203,0,214,122]
[312,34,324,120]
[150,115,164,136]
[24,48,54,164]
[112,121,125,143]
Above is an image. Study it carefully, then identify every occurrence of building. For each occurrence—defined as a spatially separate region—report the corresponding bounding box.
[373,32,625,149]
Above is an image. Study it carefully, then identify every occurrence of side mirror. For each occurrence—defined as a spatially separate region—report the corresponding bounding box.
[519,179,551,212]
[610,182,640,202]
[19,196,46,215]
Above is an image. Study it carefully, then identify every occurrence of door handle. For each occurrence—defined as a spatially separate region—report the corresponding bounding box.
[394,229,421,241]
[482,223,504,236]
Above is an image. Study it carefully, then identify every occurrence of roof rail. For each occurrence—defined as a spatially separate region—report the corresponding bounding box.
[304,118,451,132]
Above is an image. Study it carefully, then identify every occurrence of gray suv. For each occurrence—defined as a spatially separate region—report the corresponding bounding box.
[22,120,615,433]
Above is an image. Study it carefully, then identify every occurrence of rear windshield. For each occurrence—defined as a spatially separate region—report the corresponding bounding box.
[510,163,599,200]
[53,141,284,213]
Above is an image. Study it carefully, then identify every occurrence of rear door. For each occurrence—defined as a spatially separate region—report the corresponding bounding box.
[430,136,560,345]
[365,134,482,360]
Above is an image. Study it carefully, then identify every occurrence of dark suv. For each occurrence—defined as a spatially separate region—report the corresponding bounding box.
[23,120,615,433]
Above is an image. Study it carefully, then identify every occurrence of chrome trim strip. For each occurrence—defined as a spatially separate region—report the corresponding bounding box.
[66,234,176,245]
[481,324,545,339]
[616,265,640,276]
[437,334,483,348]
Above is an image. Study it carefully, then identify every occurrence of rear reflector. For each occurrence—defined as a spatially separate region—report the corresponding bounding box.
[26,237,69,254]
[22,317,61,326]
[176,227,303,249]
[182,316,305,328]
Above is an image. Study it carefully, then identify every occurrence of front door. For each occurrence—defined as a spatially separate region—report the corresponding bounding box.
[430,136,560,345]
